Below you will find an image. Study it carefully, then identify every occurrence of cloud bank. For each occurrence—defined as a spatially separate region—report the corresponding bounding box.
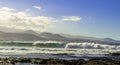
[0,7,82,32]
[0,7,55,32]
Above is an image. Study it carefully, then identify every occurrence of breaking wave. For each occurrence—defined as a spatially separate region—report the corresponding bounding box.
[65,42,120,49]
[0,41,119,55]
[0,41,120,49]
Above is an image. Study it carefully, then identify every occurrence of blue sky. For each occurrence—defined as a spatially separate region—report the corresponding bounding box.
[0,0,120,40]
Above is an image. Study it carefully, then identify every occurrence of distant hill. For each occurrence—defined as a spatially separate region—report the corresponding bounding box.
[0,31,45,41]
[0,30,120,45]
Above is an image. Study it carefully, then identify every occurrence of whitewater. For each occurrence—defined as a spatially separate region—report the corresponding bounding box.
[0,41,120,60]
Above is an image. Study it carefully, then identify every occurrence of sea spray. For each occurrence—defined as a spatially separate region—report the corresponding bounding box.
[65,42,118,49]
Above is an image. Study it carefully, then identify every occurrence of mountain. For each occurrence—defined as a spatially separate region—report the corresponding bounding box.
[59,33,120,44]
[39,32,68,41]
[0,31,68,41]
[24,31,69,41]
[0,31,45,41]
[59,33,101,40]
[0,30,119,45]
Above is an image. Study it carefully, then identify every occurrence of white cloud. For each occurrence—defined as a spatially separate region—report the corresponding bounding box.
[0,7,54,32]
[61,16,81,22]
[0,7,14,11]
[33,6,41,10]
[0,7,82,32]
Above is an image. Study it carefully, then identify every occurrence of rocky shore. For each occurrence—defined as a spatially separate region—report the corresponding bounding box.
[0,57,119,65]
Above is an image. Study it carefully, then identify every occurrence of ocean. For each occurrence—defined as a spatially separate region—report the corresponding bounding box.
[0,41,120,56]
[0,41,120,65]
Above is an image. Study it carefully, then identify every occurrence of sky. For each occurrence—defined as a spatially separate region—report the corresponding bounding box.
[0,0,120,40]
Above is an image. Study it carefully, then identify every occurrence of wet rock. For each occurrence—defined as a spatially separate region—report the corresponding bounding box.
[82,60,106,65]
[0,57,119,65]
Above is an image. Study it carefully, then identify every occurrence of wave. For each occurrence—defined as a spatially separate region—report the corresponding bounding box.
[0,41,120,49]
[65,42,120,49]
